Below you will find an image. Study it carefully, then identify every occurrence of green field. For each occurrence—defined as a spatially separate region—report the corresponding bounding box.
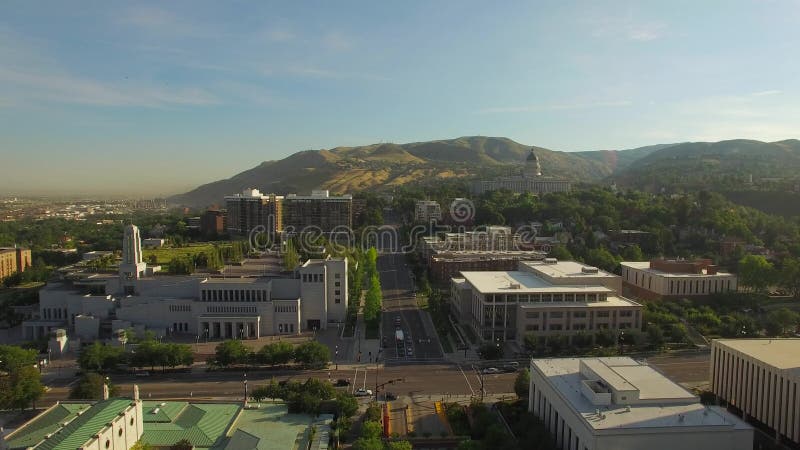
[143,243,232,265]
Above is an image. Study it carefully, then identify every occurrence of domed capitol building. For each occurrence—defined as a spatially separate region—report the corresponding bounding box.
[471,148,572,195]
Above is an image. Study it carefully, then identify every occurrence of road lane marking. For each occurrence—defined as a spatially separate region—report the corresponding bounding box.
[458,364,475,396]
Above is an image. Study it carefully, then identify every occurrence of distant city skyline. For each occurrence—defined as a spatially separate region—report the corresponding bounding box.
[1,1,799,196]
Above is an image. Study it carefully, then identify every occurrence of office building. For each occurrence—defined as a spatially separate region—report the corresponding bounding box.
[200,209,226,236]
[710,339,800,446]
[0,246,31,280]
[414,200,442,223]
[224,189,282,236]
[471,149,571,195]
[21,226,348,341]
[282,190,352,233]
[529,357,752,450]
[428,250,545,284]
[451,259,641,342]
[620,259,737,301]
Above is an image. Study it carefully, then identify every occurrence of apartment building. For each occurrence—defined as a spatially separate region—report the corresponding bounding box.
[0,246,32,280]
[414,200,442,223]
[282,190,352,233]
[451,259,641,342]
[710,339,800,446]
[224,189,282,236]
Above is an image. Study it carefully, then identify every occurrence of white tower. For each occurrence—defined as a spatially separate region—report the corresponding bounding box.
[119,224,146,283]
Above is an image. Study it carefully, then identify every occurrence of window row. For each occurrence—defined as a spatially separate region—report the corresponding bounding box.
[484,292,608,303]
[206,306,257,313]
[201,289,268,302]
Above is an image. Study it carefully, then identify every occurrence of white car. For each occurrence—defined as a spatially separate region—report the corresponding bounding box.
[354,388,373,397]
[481,367,500,374]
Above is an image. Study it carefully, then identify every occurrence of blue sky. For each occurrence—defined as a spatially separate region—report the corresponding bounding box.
[1,1,799,196]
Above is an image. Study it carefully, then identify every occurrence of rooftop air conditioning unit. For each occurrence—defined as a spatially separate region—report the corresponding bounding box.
[581,266,599,274]
[544,258,558,264]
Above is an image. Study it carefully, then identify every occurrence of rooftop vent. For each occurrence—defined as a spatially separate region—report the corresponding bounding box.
[509,282,521,289]
[544,258,558,264]
[151,408,160,414]
[581,266,599,274]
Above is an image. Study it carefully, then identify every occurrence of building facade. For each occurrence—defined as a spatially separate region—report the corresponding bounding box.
[621,259,737,301]
[200,209,226,236]
[22,226,348,341]
[529,357,752,450]
[710,339,800,446]
[451,260,642,343]
[0,246,31,280]
[414,200,442,223]
[224,189,282,236]
[429,250,545,284]
[471,149,572,195]
[281,190,352,233]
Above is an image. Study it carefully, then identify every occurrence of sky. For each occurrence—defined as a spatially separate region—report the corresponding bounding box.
[1,0,799,197]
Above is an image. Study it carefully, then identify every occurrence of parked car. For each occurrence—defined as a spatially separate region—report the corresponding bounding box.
[335,379,350,387]
[502,362,520,373]
[482,367,500,374]
[355,388,373,397]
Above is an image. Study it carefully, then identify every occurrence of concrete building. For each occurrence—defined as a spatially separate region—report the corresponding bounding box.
[200,208,226,236]
[419,226,534,260]
[620,259,737,301]
[0,246,31,280]
[414,200,442,223]
[224,189,282,237]
[451,259,641,342]
[710,339,800,446]
[21,226,348,341]
[282,190,352,233]
[529,357,752,450]
[428,250,545,284]
[471,148,571,195]
[3,389,331,450]
[141,238,165,249]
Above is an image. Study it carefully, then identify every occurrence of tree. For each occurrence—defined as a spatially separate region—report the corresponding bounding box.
[621,244,644,261]
[514,369,530,399]
[293,341,329,369]
[738,254,774,292]
[386,441,413,450]
[214,340,250,367]
[170,439,193,450]
[478,342,503,360]
[763,308,800,337]
[70,373,118,400]
[283,239,300,271]
[669,323,690,344]
[779,257,800,297]
[548,245,573,261]
[334,391,359,418]
[0,364,45,410]
[258,341,294,366]
[78,342,125,372]
[646,323,665,349]
[130,441,153,450]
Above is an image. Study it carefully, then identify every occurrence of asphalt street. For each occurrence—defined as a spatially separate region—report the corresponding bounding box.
[377,253,443,361]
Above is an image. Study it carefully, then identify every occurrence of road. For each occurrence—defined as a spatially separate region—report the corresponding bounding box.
[40,363,517,406]
[377,253,443,361]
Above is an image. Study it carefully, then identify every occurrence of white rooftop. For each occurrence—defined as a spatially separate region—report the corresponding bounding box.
[533,357,751,431]
[714,339,800,373]
[522,260,618,278]
[621,261,734,277]
[460,270,614,294]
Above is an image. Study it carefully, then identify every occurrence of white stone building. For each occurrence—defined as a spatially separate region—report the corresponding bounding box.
[529,357,752,450]
[22,225,347,341]
[620,259,737,301]
[451,259,641,342]
[710,339,800,446]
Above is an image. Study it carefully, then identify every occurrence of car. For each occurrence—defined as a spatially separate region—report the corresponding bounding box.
[334,379,350,387]
[135,371,150,377]
[354,388,373,397]
[502,365,518,373]
[406,347,413,356]
[481,367,500,374]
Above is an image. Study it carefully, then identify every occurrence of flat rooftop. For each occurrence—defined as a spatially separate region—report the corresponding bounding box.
[460,270,615,294]
[621,261,734,277]
[714,339,800,372]
[532,358,750,431]
[522,260,618,279]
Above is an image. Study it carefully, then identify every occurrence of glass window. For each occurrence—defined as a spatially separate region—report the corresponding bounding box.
[549,311,563,319]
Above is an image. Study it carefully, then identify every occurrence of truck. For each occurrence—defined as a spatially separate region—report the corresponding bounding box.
[395,329,404,342]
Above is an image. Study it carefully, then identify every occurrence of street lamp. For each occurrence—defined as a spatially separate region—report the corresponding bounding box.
[243,373,248,403]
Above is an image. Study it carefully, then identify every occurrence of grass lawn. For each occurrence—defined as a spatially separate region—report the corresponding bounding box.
[143,243,231,265]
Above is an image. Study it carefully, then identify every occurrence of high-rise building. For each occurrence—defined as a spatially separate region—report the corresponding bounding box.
[414,200,442,223]
[281,190,352,233]
[0,246,31,280]
[225,189,282,236]
[200,209,226,237]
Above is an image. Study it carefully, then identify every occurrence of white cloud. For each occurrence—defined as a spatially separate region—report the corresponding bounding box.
[321,31,353,51]
[750,89,782,97]
[476,100,632,114]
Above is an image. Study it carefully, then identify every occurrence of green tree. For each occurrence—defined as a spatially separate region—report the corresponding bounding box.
[621,244,644,261]
[293,341,330,369]
[283,239,300,271]
[779,257,800,297]
[334,391,359,418]
[738,254,774,292]
[646,323,665,349]
[763,308,800,337]
[70,373,119,400]
[478,342,503,360]
[514,368,530,399]
[78,342,125,372]
[386,441,413,450]
[548,245,573,261]
[130,441,153,450]
[0,364,45,410]
[214,340,250,367]
[258,341,294,366]
[170,439,193,450]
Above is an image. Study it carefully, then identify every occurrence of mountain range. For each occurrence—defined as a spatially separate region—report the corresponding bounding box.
[168,137,800,212]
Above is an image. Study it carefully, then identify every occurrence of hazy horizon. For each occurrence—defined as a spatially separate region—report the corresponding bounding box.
[2,1,799,196]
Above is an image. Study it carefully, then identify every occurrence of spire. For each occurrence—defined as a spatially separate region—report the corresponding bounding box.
[133,384,140,401]
[102,383,110,400]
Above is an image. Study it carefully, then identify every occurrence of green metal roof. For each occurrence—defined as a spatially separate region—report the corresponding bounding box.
[140,403,241,449]
[35,399,134,450]
[6,403,93,450]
